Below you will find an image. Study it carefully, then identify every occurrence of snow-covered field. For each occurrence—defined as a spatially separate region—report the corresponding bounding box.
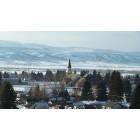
[1,61,140,73]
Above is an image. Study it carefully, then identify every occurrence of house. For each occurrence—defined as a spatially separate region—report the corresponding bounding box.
[65,86,82,96]
[73,100,130,109]
[104,101,129,109]
[73,102,85,109]
[30,100,49,109]
[2,78,19,84]
[13,85,31,95]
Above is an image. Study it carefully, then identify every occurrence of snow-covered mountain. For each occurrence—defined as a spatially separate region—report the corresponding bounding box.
[0,40,140,70]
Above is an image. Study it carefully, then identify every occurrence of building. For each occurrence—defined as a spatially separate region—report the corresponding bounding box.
[73,100,130,109]
[68,58,72,74]
[30,100,49,109]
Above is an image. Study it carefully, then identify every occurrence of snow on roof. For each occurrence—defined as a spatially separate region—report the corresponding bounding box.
[73,100,107,106]
[119,102,130,108]
[13,85,30,93]
[73,100,130,108]
[31,101,49,109]
[82,100,106,105]
[17,105,27,109]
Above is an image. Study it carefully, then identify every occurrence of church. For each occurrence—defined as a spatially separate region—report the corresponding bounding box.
[67,58,72,74]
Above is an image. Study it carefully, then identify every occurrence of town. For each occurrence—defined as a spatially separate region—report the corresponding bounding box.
[0,59,140,109]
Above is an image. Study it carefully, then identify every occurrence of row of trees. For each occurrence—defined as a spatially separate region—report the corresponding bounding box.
[81,70,140,108]
[0,72,11,79]
[0,69,140,109]
[0,72,11,84]
[21,70,66,82]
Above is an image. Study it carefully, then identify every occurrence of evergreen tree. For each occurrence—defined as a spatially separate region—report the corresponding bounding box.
[81,76,92,100]
[21,71,28,80]
[55,70,66,81]
[59,90,70,100]
[93,70,97,76]
[0,81,17,109]
[96,82,108,101]
[109,71,123,101]
[80,70,88,77]
[96,72,102,83]
[123,79,132,96]
[15,71,18,78]
[91,70,97,85]
[31,71,36,81]
[45,70,54,81]
[0,72,2,85]
[134,74,140,84]
[3,72,9,78]
[130,84,140,109]
[104,72,110,86]
[36,72,44,81]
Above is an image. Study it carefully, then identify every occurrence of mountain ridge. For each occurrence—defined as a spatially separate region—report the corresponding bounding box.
[0,40,140,69]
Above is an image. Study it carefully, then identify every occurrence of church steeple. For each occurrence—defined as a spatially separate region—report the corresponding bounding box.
[68,58,72,73]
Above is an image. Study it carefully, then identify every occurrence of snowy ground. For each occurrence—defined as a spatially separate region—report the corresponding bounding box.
[0,61,140,73]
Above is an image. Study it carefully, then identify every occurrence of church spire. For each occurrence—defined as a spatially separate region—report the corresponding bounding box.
[68,58,72,73]
[68,58,71,69]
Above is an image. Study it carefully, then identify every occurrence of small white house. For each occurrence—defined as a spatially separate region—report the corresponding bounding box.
[13,85,31,95]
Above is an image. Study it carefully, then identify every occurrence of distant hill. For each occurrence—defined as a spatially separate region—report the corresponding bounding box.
[0,40,140,70]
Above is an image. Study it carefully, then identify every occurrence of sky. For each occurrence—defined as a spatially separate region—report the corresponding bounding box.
[0,31,139,51]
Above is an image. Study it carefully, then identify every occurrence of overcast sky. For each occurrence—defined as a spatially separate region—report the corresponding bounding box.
[0,31,139,51]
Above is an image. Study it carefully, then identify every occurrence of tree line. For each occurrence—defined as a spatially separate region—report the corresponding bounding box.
[81,70,140,108]
[21,70,66,82]
[0,69,140,109]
